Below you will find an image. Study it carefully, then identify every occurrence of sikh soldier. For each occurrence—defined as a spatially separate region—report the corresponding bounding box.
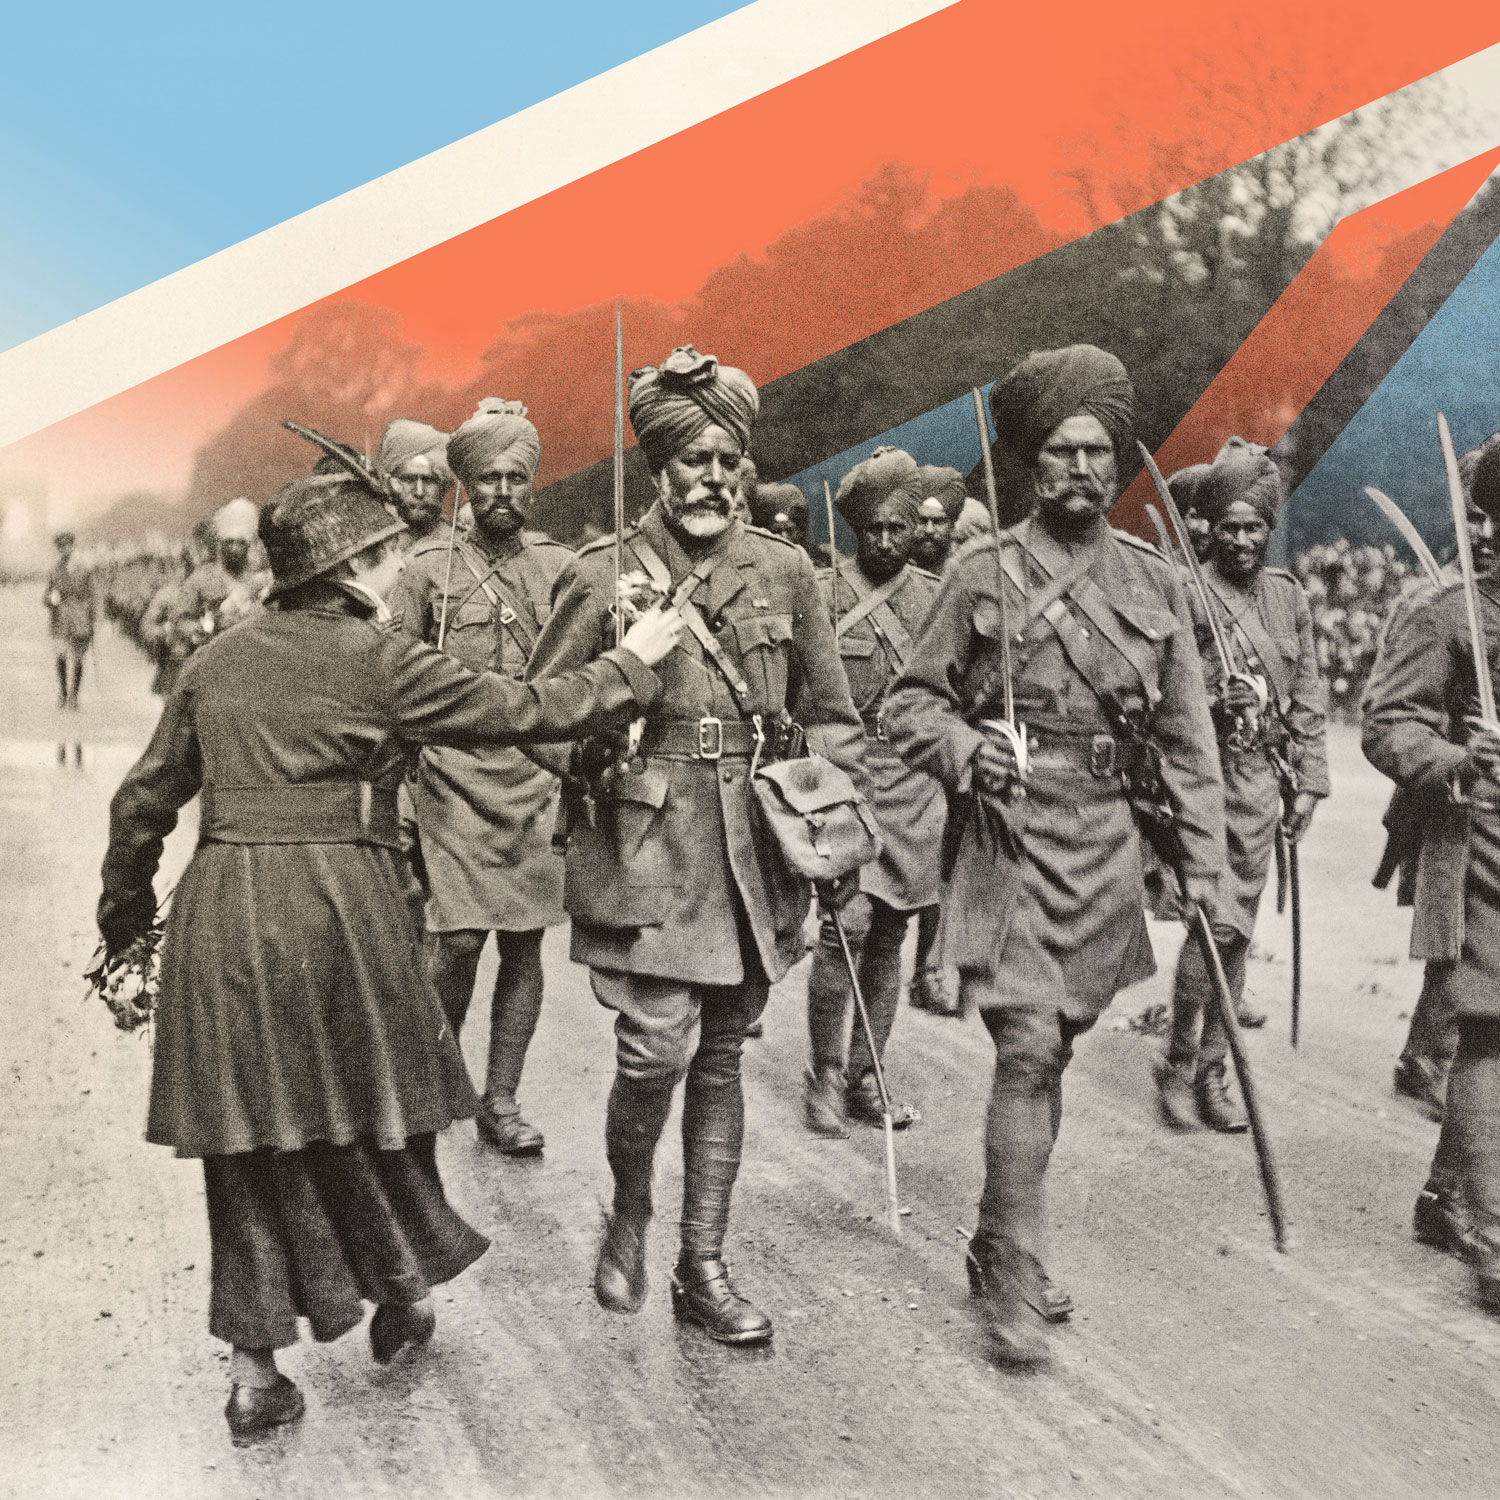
[376,419,453,549]
[1154,439,1328,1133]
[904,464,968,1018]
[748,481,811,552]
[804,448,942,1135]
[1169,462,1215,563]
[528,345,864,1345]
[391,399,572,1157]
[1374,434,1500,1123]
[884,345,1225,1367]
[44,531,97,710]
[1363,439,1500,1311]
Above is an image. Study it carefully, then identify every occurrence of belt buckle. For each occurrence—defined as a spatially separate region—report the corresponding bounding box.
[1089,733,1117,778]
[697,716,724,760]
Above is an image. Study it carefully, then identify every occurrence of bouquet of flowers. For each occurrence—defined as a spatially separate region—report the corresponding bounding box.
[84,916,167,1034]
[615,570,670,626]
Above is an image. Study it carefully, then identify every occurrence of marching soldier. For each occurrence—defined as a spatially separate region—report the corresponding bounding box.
[44,531,96,710]
[528,345,864,1345]
[1154,439,1328,1133]
[391,399,573,1157]
[884,345,1225,1367]
[804,448,943,1135]
[376,419,453,548]
[1363,442,1500,1284]
[905,464,968,1018]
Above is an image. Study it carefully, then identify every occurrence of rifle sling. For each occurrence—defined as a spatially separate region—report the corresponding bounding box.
[630,534,753,714]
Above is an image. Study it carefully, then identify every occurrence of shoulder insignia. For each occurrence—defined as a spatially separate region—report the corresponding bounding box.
[1111,527,1167,560]
[744,523,798,551]
[575,529,634,559]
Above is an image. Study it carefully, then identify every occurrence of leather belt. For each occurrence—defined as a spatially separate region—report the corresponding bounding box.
[200,782,401,847]
[642,716,762,761]
[1007,722,1121,779]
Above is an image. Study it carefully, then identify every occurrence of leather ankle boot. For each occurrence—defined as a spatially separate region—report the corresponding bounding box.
[1414,1184,1478,1260]
[594,1206,651,1313]
[1155,1056,1200,1131]
[1195,1061,1248,1133]
[225,1375,304,1444]
[962,1234,1050,1368]
[803,1066,849,1138]
[670,1258,772,1344]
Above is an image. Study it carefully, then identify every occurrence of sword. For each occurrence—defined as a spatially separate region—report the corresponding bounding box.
[1190,899,1292,1252]
[1363,486,1443,588]
[1438,412,1500,735]
[1288,838,1303,1049]
[829,908,902,1237]
[434,479,464,652]
[823,479,841,634]
[614,302,626,649]
[972,388,1028,782]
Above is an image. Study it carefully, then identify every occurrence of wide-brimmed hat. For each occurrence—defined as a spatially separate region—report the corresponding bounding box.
[259,476,405,599]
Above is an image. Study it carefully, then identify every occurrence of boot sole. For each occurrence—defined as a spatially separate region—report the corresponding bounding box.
[966,1252,1071,1324]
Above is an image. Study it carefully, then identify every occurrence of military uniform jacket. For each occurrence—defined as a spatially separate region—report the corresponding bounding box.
[1183,563,1329,939]
[528,506,865,987]
[1362,576,1500,964]
[818,560,945,912]
[392,528,574,932]
[44,559,96,642]
[884,518,1224,1014]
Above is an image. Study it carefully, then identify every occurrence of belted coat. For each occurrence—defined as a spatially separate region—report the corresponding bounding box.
[392,528,573,932]
[527,506,865,988]
[884,518,1225,1020]
[98,598,658,1158]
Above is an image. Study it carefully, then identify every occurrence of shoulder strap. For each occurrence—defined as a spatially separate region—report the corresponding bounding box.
[631,534,753,712]
[1207,574,1290,707]
[455,543,540,657]
[833,567,914,671]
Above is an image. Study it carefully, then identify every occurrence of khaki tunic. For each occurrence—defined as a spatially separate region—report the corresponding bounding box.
[884,519,1225,1021]
[528,509,865,987]
[1184,565,1329,940]
[1362,577,1500,1000]
[818,560,945,913]
[45,559,96,643]
[392,529,572,932]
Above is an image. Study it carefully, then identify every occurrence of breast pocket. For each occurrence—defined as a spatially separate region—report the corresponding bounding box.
[442,598,496,674]
[730,612,794,711]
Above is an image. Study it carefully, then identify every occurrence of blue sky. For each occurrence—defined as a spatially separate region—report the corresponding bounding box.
[1289,232,1500,553]
[0,2,748,352]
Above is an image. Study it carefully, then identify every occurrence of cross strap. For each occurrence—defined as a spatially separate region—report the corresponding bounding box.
[454,542,540,659]
[833,566,913,671]
[1205,573,1289,707]
[630,533,753,712]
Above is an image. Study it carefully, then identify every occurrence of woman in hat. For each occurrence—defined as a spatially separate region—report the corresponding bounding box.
[98,475,680,1442]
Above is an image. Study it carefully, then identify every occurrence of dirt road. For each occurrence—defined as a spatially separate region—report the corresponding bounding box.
[3,581,1499,1499]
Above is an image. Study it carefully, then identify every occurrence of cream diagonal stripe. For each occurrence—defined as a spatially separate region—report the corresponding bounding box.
[0,0,960,451]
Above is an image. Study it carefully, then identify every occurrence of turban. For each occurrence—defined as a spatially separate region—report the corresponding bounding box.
[1195,436,1286,526]
[914,464,966,522]
[749,481,809,530]
[446,398,541,487]
[378,418,450,477]
[835,446,919,530]
[952,497,994,547]
[213,496,259,542]
[988,345,1135,464]
[1472,438,1500,519]
[628,346,759,472]
[1166,462,1211,515]
[1461,431,1500,500]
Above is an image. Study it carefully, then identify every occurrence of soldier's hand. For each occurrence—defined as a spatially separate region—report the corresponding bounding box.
[1283,790,1319,843]
[974,738,1019,799]
[1179,874,1218,920]
[620,604,685,667]
[1465,718,1500,785]
[816,873,861,912]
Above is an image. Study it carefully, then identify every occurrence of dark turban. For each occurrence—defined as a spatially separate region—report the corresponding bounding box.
[835,446,919,530]
[1167,462,1212,515]
[1195,436,1286,526]
[628,346,759,472]
[749,481,809,530]
[914,464,966,522]
[988,345,1135,464]
[1461,431,1500,503]
[378,418,450,477]
[446,398,541,487]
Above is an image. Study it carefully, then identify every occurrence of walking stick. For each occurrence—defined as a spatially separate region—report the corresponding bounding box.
[1189,898,1292,1252]
[1288,840,1303,1049]
[828,908,902,1237]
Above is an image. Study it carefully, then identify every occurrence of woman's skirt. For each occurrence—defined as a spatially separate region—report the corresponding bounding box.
[204,1132,489,1349]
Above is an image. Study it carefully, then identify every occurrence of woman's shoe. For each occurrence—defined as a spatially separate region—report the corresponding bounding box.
[225,1375,304,1445]
[476,1101,545,1156]
[370,1300,436,1365]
